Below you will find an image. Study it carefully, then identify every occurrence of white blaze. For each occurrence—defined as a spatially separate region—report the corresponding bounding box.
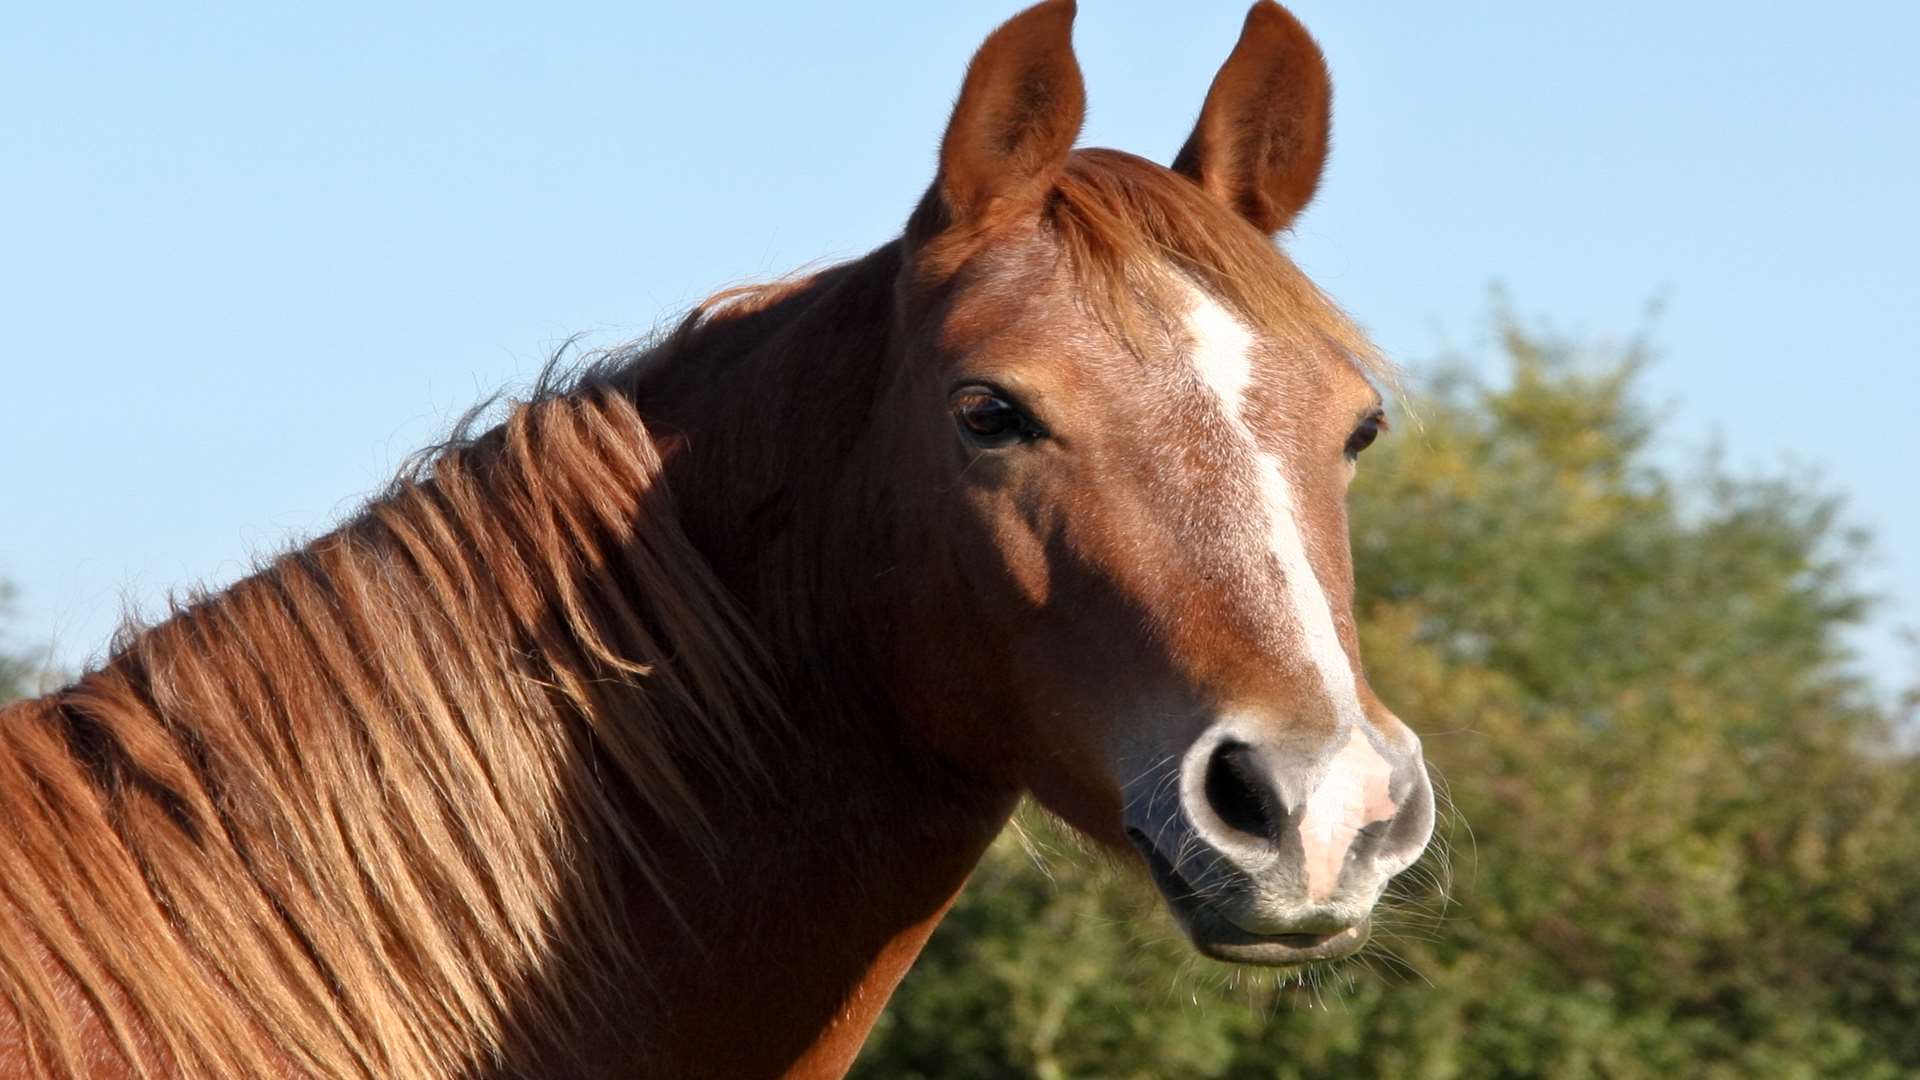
[1185,295,1256,413]
[1181,285,1364,728]
[1183,285,1391,899]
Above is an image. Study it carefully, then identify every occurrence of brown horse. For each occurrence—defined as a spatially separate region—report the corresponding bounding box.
[0,2,1435,1076]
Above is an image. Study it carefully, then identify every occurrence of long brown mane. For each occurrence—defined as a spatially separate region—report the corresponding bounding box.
[0,368,783,1075]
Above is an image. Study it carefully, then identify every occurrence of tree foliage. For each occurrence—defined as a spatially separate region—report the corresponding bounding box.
[0,581,41,705]
[857,318,1920,1078]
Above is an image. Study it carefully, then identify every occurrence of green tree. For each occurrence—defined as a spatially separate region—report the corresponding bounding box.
[0,580,46,704]
[857,316,1920,1079]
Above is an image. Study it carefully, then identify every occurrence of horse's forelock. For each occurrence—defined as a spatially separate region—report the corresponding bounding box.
[1049,148,1394,392]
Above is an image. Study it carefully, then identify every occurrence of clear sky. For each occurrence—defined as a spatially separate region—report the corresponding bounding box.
[3,2,1916,690]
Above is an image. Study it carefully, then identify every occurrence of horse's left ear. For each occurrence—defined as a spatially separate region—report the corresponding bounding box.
[1172,1,1332,235]
[917,0,1084,238]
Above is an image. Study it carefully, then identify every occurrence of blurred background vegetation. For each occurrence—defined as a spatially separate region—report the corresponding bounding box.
[855,316,1920,1079]
[0,583,48,705]
[4,317,1914,1078]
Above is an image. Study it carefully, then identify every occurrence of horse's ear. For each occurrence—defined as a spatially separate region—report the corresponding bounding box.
[1172,1,1332,235]
[922,0,1084,234]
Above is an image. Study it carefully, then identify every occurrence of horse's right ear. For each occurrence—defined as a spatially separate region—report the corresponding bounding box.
[913,1,1084,241]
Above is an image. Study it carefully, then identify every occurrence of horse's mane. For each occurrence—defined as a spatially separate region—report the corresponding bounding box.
[0,356,785,1075]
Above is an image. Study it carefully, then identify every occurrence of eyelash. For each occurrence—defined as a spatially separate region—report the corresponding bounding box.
[1345,411,1387,460]
[951,384,1047,448]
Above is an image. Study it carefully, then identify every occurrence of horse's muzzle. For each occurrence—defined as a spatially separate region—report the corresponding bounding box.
[1122,719,1434,967]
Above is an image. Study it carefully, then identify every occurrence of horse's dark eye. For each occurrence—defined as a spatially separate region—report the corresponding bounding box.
[1345,412,1386,459]
[952,386,1042,448]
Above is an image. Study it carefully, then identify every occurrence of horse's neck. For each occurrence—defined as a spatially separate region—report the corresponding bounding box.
[607,717,1015,1078]
[607,242,1019,1076]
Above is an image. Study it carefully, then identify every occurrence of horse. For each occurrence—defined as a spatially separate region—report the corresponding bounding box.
[0,2,1436,1076]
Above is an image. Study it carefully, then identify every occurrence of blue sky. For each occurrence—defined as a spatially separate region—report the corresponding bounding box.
[3,2,1916,690]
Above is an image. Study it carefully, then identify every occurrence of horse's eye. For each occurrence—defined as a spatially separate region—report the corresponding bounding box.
[951,386,1043,448]
[1345,411,1387,460]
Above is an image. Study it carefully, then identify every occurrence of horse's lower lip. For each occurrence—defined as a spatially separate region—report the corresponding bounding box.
[1187,920,1369,966]
[1125,827,1370,967]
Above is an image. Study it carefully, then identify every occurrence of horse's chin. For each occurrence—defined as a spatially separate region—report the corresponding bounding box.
[1180,910,1371,967]
[1127,827,1371,968]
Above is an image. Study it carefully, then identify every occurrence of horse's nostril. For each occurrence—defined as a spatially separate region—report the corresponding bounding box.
[1203,741,1279,842]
